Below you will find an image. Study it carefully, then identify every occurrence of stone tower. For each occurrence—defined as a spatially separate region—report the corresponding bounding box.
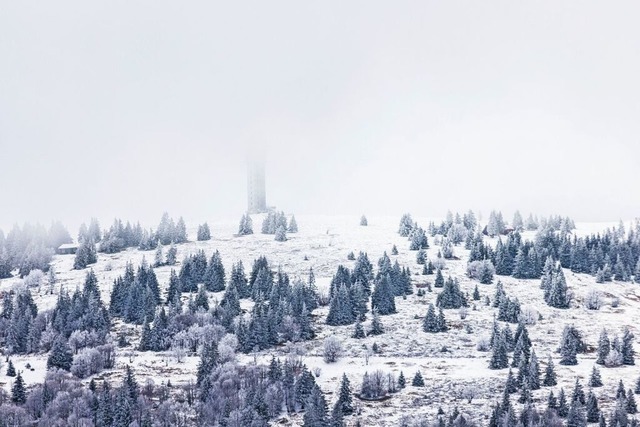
[247,154,267,214]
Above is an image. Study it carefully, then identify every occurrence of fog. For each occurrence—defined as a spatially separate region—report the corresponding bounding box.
[1,1,639,232]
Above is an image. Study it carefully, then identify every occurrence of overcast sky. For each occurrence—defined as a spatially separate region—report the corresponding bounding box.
[1,1,639,232]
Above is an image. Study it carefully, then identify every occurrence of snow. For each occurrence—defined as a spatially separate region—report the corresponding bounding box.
[0,215,638,426]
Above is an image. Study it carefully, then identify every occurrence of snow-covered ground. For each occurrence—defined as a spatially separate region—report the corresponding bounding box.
[0,215,638,426]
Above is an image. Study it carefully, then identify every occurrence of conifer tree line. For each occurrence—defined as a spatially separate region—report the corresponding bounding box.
[326,252,412,326]
[93,213,188,255]
[261,210,298,234]
[405,210,640,288]
[0,221,70,278]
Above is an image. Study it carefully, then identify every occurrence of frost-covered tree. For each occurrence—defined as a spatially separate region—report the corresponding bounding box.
[288,215,298,233]
[238,214,254,235]
[412,371,424,387]
[74,239,97,270]
[371,274,396,315]
[360,215,368,226]
[489,329,509,369]
[435,276,467,309]
[398,213,414,237]
[47,336,73,371]
[589,366,603,387]
[596,329,610,365]
[323,336,344,363]
[622,327,635,366]
[543,355,557,386]
[369,310,384,336]
[547,265,569,309]
[196,223,211,241]
[11,371,26,404]
[274,225,287,242]
[166,244,177,266]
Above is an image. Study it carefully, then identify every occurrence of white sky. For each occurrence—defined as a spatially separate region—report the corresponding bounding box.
[1,1,639,231]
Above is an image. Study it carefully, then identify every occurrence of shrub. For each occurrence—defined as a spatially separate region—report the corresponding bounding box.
[323,336,344,363]
[519,305,539,326]
[476,335,491,352]
[585,289,602,310]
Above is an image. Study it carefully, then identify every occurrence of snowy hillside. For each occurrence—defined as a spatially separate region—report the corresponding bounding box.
[0,214,638,426]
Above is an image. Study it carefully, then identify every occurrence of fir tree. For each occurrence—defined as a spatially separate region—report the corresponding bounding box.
[303,385,328,427]
[548,391,558,410]
[505,369,518,394]
[412,371,425,387]
[586,391,600,423]
[618,380,627,399]
[11,371,26,404]
[527,350,541,390]
[369,310,384,336]
[489,329,509,369]
[628,390,638,414]
[572,378,585,405]
[589,366,603,388]
[6,359,16,376]
[398,371,406,389]
[558,388,569,417]
[288,215,298,233]
[391,245,398,255]
[47,336,73,371]
[360,215,368,226]
[566,402,587,427]
[436,307,447,332]
[473,285,480,301]
[622,327,635,366]
[423,303,439,333]
[166,244,177,265]
[275,225,287,242]
[543,355,557,386]
[596,329,610,365]
[335,374,354,415]
[371,274,396,315]
[434,268,444,288]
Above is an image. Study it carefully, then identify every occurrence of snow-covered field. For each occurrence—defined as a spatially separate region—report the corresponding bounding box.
[0,215,638,426]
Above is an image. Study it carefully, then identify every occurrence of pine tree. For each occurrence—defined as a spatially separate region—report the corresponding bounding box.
[436,307,447,332]
[288,215,298,233]
[589,366,603,387]
[196,342,219,387]
[473,285,480,301]
[371,274,396,315]
[6,359,16,376]
[543,355,557,386]
[194,285,209,311]
[548,391,558,410]
[635,376,640,395]
[303,385,328,427]
[369,310,384,336]
[596,329,610,365]
[560,331,578,366]
[398,371,406,389]
[423,303,439,333]
[327,284,355,326]
[627,389,638,414]
[434,268,444,288]
[489,329,509,369]
[558,388,569,417]
[11,371,26,404]
[505,369,517,394]
[566,402,587,427]
[275,225,287,242]
[547,264,569,308]
[622,327,635,365]
[166,244,177,266]
[618,380,627,399]
[391,245,398,255]
[572,378,585,405]
[47,336,73,371]
[360,215,368,226]
[527,350,541,390]
[412,371,425,387]
[586,391,600,423]
[335,374,353,415]
[197,223,211,241]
